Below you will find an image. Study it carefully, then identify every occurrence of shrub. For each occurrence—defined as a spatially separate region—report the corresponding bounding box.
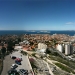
[32,53,36,57]
[21,51,27,55]
[29,58,37,68]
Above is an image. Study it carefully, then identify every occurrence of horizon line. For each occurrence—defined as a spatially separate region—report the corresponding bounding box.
[0,29,75,31]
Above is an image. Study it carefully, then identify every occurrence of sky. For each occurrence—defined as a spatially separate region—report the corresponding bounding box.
[0,0,75,30]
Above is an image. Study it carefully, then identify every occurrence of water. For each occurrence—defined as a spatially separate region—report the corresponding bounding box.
[0,30,75,36]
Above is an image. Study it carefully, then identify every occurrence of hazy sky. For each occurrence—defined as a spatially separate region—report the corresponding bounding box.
[0,0,75,30]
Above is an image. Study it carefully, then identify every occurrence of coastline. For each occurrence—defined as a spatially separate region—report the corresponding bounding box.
[0,30,75,36]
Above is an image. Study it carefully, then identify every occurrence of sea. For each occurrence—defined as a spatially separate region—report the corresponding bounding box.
[0,30,75,36]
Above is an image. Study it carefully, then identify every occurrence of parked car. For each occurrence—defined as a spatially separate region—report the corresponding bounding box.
[19,69,28,75]
[15,60,21,65]
[11,64,18,69]
[15,58,22,62]
[8,69,18,75]
[18,57,22,61]
[11,56,16,59]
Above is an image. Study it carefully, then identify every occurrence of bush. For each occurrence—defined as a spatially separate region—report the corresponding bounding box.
[40,56,43,59]
[21,51,27,55]
[29,58,37,68]
[45,48,51,54]
[32,53,36,57]
[31,62,37,69]
[32,48,35,51]
[53,52,61,57]
[29,58,35,63]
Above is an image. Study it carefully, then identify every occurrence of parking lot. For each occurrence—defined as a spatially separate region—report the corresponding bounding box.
[1,51,33,75]
[1,54,15,75]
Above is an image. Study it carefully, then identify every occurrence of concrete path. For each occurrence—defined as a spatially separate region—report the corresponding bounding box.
[43,60,54,75]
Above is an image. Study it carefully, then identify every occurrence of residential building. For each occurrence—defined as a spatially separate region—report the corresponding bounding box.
[38,43,47,50]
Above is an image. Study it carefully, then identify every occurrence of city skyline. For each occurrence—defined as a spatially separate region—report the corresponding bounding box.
[0,0,75,30]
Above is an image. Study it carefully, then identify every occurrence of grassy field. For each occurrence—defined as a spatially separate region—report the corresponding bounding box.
[49,55,75,69]
[48,54,75,74]
[55,63,72,73]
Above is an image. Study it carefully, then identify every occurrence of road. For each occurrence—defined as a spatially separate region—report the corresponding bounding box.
[1,55,15,75]
[1,51,33,75]
[43,60,54,75]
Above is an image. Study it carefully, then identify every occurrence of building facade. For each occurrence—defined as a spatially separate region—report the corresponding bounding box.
[65,44,70,55]
[56,44,63,53]
[38,43,47,50]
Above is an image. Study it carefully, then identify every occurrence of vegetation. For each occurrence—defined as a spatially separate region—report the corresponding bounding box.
[7,40,14,52]
[17,38,21,42]
[46,48,62,57]
[40,56,43,59]
[49,55,75,69]
[31,63,37,69]
[21,51,27,55]
[1,47,6,55]
[55,63,75,74]
[45,48,51,54]
[51,52,62,57]
[0,60,3,75]
[32,48,35,51]
[29,58,37,69]
[30,41,34,46]
[32,53,36,57]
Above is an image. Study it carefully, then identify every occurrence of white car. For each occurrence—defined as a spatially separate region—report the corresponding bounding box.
[11,64,18,69]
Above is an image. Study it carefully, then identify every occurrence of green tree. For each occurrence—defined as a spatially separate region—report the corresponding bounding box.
[7,40,14,52]
[45,48,51,54]
[1,47,6,57]
[17,38,21,42]
[1,47,6,54]
[30,42,34,46]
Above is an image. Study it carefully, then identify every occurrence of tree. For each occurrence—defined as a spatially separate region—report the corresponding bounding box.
[7,40,14,52]
[30,42,34,46]
[7,45,14,52]
[1,47,6,55]
[17,38,21,42]
[45,48,51,54]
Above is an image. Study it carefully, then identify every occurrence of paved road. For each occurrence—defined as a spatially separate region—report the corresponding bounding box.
[1,55,15,75]
[1,51,33,75]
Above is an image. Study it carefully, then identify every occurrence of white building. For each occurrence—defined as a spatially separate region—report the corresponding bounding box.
[40,49,46,53]
[38,43,47,53]
[56,43,73,55]
[65,44,70,55]
[38,43,47,51]
[14,46,22,51]
[56,44,63,53]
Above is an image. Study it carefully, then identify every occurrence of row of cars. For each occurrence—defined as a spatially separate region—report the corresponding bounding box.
[8,55,28,75]
[10,56,22,65]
